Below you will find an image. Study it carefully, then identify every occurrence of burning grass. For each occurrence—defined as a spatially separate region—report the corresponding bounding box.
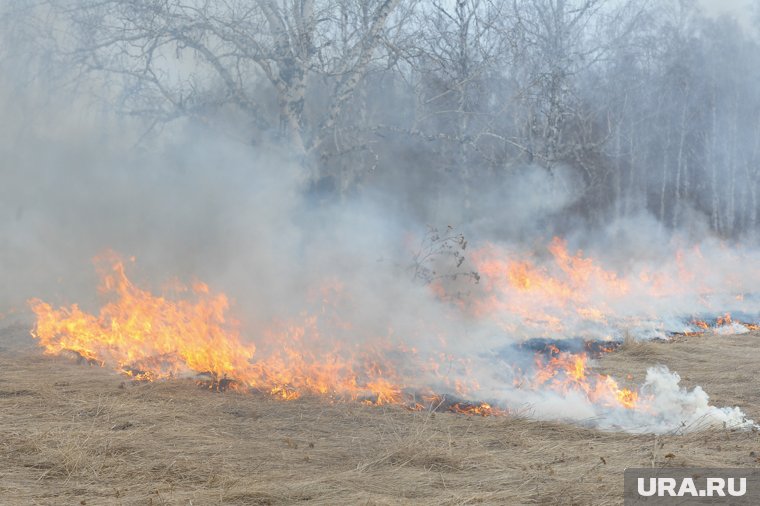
[26,252,642,421]
[1,323,759,505]
[26,251,759,435]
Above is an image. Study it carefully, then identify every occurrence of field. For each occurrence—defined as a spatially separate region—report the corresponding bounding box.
[1,322,759,505]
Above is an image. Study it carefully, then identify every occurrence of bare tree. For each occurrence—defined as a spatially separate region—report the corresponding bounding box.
[510,0,646,169]
[404,0,509,208]
[46,0,405,177]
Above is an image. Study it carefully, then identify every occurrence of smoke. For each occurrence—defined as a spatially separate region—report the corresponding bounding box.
[497,366,752,434]
[2,5,758,435]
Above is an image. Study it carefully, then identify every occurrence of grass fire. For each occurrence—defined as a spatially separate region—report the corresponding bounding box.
[3,0,760,503]
[25,245,755,435]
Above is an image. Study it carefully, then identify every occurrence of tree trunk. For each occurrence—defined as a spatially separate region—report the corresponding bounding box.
[672,87,689,229]
[709,89,720,233]
[659,118,672,225]
[613,120,622,220]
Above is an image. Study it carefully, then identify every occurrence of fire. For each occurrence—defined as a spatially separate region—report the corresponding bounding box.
[29,239,758,426]
[464,237,760,340]
[30,253,392,401]
[448,401,500,416]
[468,238,631,335]
[715,313,732,326]
[527,349,638,410]
[30,253,255,383]
[29,252,505,414]
[28,251,646,417]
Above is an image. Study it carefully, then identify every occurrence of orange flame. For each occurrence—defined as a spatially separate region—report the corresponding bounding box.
[28,250,647,416]
[468,238,630,335]
[30,253,403,403]
[528,350,638,409]
[30,254,254,383]
[30,253,513,415]
[462,237,759,340]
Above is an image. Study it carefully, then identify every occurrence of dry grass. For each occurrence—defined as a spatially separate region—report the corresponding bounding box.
[1,322,759,505]
[618,332,657,358]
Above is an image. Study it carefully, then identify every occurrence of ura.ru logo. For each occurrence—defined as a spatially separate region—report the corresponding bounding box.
[638,477,746,497]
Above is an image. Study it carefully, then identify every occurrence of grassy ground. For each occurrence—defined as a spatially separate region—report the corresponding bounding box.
[1,322,759,505]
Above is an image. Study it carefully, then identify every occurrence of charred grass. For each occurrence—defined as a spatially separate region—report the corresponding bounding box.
[1,324,759,505]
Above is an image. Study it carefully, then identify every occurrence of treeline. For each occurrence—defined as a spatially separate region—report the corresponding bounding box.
[5,0,760,237]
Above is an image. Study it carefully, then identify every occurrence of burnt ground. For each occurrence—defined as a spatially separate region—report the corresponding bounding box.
[0,322,759,505]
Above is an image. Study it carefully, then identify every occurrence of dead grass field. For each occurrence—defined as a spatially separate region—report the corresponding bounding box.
[1,322,759,505]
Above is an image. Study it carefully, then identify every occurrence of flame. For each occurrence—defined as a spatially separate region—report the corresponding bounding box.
[670,312,760,337]
[28,240,757,423]
[30,254,255,383]
[29,252,506,415]
[448,401,499,416]
[30,253,399,402]
[464,237,759,340]
[468,238,631,335]
[716,313,732,327]
[528,349,638,410]
[28,251,645,416]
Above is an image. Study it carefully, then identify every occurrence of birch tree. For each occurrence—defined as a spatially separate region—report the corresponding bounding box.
[48,0,405,179]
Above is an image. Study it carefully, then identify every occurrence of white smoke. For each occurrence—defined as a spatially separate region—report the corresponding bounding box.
[632,366,752,433]
[490,366,754,434]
